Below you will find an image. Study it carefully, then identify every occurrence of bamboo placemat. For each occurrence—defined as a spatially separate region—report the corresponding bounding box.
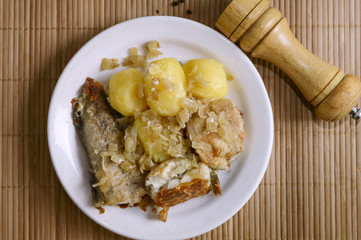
[1,0,361,239]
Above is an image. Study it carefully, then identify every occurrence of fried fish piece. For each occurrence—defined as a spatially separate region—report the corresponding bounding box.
[145,157,221,221]
[72,77,147,207]
[187,98,246,171]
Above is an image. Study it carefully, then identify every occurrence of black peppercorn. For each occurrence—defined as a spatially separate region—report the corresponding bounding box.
[171,1,179,6]
[186,9,192,15]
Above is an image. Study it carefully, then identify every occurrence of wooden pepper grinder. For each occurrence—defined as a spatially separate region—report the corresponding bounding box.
[215,0,361,121]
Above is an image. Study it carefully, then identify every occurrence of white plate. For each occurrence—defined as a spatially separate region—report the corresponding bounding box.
[47,16,273,240]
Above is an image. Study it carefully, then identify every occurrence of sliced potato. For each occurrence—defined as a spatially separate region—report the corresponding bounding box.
[109,68,148,116]
[182,58,228,99]
[144,58,186,116]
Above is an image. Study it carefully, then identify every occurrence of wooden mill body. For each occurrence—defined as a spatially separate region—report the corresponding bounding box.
[216,0,361,121]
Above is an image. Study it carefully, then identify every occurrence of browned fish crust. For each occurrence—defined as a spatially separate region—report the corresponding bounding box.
[83,78,104,101]
[154,178,210,221]
[211,171,222,195]
[72,77,147,207]
[155,178,210,207]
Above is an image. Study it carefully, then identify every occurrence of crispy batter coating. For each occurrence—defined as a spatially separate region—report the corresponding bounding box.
[155,178,211,221]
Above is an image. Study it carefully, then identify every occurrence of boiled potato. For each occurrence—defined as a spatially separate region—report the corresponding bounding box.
[182,58,228,99]
[144,58,186,116]
[133,117,170,162]
[109,68,148,116]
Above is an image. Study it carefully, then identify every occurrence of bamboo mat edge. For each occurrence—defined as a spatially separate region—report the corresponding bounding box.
[1,0,361,239]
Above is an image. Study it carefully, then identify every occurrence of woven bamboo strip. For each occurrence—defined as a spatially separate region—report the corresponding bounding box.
[0,1,4,240]
[23,2,30,240]
[356,0,361,239]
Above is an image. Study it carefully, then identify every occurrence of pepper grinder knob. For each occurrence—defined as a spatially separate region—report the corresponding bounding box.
[215,0,361,121]
[350,107,361,120]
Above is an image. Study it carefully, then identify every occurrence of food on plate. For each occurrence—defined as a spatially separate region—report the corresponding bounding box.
[145,158,219,221]
[71,78,147,206]
[134,110,190,164]
[144,58,187,116]
[182,58,228,99]
[145,40,162,59]
[72,42,246,222]
[187,98,246,171]
[123,47,148,70]
[101,58,120,70]
[109,68,148,116]
[101,41,163,72]
[122,41,163,71]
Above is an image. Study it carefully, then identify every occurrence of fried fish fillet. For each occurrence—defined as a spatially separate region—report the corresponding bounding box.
[145,157,221,221]
[187,98,246,171]
[72,77,147,207]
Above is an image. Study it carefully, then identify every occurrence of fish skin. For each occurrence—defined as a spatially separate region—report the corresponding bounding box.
[72,77,147,207]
